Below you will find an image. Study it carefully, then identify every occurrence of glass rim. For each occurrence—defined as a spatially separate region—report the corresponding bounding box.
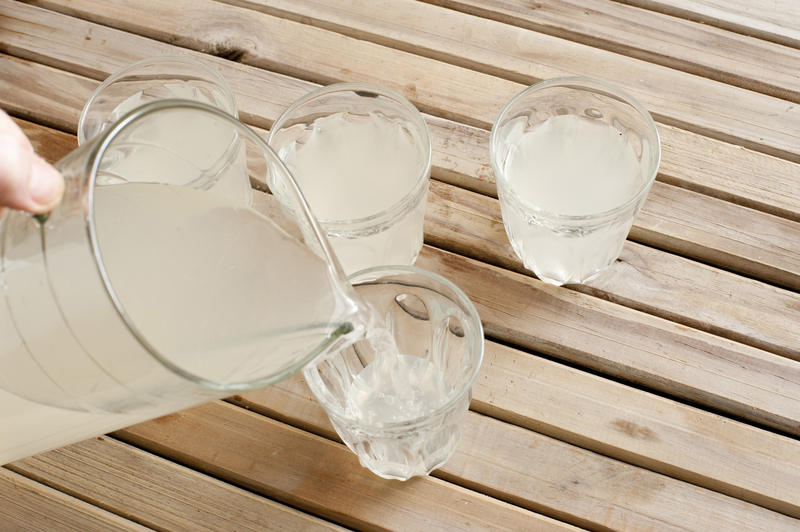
[83,98,346,392]
[313,264,485,431]
[268,82,432,228]
[490,76,662,222]
[77,55,238,145]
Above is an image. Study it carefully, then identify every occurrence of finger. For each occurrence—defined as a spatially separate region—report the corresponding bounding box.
[29,154,65,212]
[0,112,65,213]
[0,127,36,211]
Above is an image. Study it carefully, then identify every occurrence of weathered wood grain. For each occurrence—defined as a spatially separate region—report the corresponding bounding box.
[420,0,800,101]
[9,437,346,531]
[619,0,800,49]
[629,183,800,290]
[3,3,799,220]
[116,404,575,531]
[236,337,800,519]
[8,0,797,222]
[425,180,800,359]
[0,468,152,531]
[416,246,800,436]
[20,0,800,163]
[119,402,800,530]
[15,117,77,161]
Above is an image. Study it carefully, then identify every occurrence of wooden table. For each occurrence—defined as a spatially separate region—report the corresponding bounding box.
[2,1,799,530]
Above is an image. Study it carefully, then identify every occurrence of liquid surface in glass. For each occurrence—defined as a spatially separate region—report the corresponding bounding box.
[502,114,642,216]
[498,114,646,285]
[278,111,427,274]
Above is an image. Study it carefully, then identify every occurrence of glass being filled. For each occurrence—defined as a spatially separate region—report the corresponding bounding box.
[304,267,484,481]
[492,77,661,286]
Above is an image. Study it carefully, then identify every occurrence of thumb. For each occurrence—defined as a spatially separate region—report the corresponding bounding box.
[0,116,64,214]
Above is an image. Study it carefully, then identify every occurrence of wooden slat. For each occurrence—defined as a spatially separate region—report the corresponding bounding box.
[655,121,799,223]
[22,0,517,130]
[421,0,800,102]
[237,339,800,519]
[425,181,800,360]
[213,0,800,215]
[0,58,91,132]
[470,343,800,518]
[630,183,800,289]
[9,437,345,531]
[14,115,800,362]
[247,0,800,105]
[10,0,799,223]
[116,403,575,532]
[416,246,800,436]
[620,0,800,49]
[0,468,152,532]
[12,86,800,434]
[15,117,76,161]
[21,0,800,164]
[119,401,799,531]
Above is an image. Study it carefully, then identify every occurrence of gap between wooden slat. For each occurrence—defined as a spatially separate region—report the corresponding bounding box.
[209,0,800,162]
[2,4,798,226]
[614,0,800,49]
[116,404,577,532]
[8,437,349,532]
[117,401,800,531]
[255,0,800,104]
[19,0,800,166]
[479,332,800,443]
[228,334,800,519]
[0,467,154,532]
[15,0,796,225]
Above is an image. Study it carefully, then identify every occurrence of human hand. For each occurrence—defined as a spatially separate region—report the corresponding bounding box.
[0,109,64,216]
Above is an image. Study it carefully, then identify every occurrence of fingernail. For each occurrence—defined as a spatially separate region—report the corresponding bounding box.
[28,157,64,208]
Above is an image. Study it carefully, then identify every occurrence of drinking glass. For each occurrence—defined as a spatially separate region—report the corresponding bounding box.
[303,266,484,480]
[78,55,237,145]
[491,77,661,286]
[268,83,431,275]
[0,99,361,465]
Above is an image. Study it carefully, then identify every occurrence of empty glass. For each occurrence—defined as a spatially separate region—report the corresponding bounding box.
[303,266,484,480]
[0,99,361,464]
[491,77,661,286]
[78,55,237,145]
[268,83,432,275]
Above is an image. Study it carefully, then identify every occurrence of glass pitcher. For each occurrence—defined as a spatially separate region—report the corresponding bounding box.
[0,100,362,465]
